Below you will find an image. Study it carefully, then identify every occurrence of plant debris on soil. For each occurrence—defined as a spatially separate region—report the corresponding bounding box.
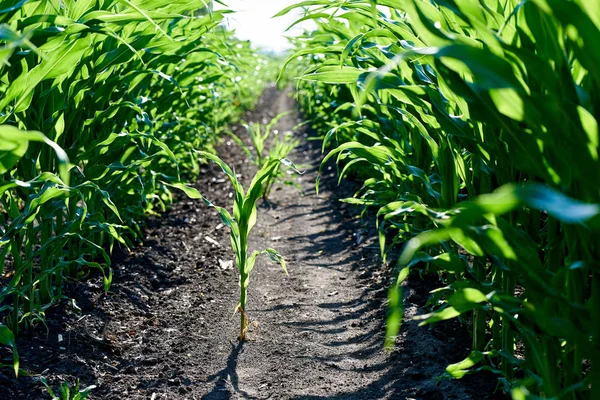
[2,88,505,399]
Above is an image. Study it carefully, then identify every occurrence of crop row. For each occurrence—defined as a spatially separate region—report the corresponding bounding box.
[281,0,600,398]
[0,0,274,374]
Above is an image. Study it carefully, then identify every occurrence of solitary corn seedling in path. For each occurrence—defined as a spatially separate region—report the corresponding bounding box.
[195,151,293,340]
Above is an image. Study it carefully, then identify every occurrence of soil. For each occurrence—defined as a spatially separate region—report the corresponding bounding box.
[1,87,505,399]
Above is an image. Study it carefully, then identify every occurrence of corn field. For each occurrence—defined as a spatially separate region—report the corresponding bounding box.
[1,0,600,398]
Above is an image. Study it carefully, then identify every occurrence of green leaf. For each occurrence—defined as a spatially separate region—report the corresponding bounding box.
[0,126,70,184]
[161,181,202,199]
[299,66,366,84]
[0,324,19,377]
[447,288,488,312]
[0,125,29,174]
[384,284,403,351]
[444,351,487,379]
[516,184,600,225]
[264,248,287,274]
[416,306,461,325]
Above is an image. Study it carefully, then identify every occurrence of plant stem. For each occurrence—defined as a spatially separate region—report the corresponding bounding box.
[238,224,249,341]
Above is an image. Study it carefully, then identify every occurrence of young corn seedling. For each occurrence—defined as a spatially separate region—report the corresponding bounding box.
[195,151,294,340]
[228,113,299,200]
[229,112,290,168]
[262,131,300,200]
[40,377,96,400]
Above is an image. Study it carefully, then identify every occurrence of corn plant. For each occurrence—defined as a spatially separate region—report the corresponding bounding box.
[229,112,289,166]
[194,151,294,340]
[40,377,96,400]
[229,113,300,199]
[281,0,600,398]
[262,130,300,200]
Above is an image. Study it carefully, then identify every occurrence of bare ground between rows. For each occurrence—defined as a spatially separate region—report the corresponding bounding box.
[2,87,503,399]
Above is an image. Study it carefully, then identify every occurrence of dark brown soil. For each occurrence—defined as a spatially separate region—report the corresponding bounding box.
[1,88,504,399]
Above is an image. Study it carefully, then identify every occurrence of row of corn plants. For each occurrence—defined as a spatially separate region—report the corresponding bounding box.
[280,0,600,398]
[0,0,275,375]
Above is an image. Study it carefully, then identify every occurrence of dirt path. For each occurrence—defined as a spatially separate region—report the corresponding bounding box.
[211,90,393,398]
[4,88,500,399]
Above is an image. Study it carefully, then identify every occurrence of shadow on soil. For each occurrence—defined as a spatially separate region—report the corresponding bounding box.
[204,342,251,400]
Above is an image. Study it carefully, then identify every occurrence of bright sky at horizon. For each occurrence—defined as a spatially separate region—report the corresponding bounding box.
[215,0,307,53]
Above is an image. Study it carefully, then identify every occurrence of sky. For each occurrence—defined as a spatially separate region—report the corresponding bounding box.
[214,0,308,53]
